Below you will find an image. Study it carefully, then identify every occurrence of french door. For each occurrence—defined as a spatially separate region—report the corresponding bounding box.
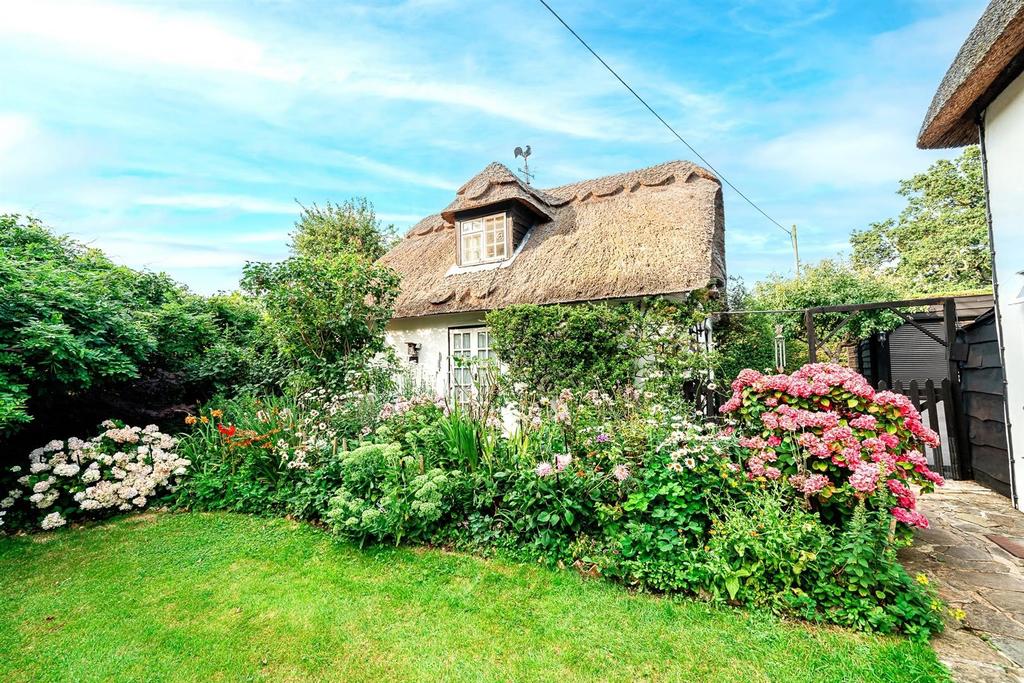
[449,327,496,403]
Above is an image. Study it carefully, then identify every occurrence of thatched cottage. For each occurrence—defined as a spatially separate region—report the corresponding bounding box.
[918,0,1024,508]
[379,159,726,397]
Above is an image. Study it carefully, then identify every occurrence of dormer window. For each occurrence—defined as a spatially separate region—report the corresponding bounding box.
[458,212,508,266]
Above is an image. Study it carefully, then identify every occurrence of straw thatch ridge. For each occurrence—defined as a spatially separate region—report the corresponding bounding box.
[380,160,725,319]
[918,0,1024,149]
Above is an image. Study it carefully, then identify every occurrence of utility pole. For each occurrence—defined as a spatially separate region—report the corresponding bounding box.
[791,224,801,276]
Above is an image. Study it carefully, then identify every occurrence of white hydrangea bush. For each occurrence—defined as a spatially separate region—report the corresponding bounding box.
[0,420,190,532]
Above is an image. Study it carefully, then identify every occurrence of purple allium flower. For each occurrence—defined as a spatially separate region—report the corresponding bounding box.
[595,433,611,444]
[554,454,573,472]
[612,464,630,482]
[535,462,554,478]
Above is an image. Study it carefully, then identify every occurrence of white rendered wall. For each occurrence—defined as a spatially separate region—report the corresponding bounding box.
[984,71,1024,508]
[385,312,486,397]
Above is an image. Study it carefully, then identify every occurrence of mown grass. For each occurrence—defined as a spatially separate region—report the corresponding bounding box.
[0,512,947,682]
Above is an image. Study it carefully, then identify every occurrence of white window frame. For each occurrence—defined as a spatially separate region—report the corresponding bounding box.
[458,212,509,266]
[449,326,497,404]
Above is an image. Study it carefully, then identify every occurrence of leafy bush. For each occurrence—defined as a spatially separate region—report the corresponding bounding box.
[487,296,718,397]
[700,490,944,639]
[0,215,259,450]
[721,363,944,531]
[240,251,399,391]
[0,421,189,531]
[325,443,464,546]
[702,488,828,609]
[811,505,944,640]
[612,422,748,592]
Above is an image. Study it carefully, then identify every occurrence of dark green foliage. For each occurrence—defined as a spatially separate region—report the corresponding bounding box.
[487,295,719,395]
[0,215,258,443]
[240,253,399,389]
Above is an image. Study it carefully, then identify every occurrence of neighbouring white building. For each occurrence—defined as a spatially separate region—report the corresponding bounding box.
[919,0,1024,508]
[378,160,726,401]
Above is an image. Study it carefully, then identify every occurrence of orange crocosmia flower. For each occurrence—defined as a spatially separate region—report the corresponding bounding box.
[210,409,224,418]
[184,415,198,425]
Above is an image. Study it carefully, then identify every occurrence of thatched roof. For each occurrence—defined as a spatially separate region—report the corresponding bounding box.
[918,0,1024,149]
[380,160,725,319]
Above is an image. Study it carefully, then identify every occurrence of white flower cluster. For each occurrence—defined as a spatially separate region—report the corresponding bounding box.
[2,422,190,532]
[276,388,385,470]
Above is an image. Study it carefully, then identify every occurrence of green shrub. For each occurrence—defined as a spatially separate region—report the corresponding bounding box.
[811,505,944,640]
[325,443,464,546]
[0,215,259,446]
[609,423,748,592]
[487,296,718,397]
[702,488,828,610]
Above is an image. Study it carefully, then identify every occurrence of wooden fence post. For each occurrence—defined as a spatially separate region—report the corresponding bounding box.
[805,309,817,363]
[943,298,970,479]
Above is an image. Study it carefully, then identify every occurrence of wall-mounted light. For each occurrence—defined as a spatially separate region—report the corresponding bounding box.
[406,342,421,364]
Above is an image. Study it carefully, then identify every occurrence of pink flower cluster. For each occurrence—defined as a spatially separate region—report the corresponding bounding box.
[788,473,829,495]
[722,363,944,528]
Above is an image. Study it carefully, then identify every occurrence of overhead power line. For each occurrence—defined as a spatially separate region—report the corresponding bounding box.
[536,0,794,240]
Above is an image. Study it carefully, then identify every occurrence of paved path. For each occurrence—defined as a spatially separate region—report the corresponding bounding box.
[902,480,1024,682]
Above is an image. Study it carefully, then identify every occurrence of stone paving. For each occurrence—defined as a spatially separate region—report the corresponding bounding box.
[901,480,1024,682]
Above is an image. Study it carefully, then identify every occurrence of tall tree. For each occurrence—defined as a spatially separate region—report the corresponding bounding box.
[289,198,396,262]
[850,146,989,294]
[244,198,401,389]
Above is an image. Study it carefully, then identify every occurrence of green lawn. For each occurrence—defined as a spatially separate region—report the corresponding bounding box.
[0,512,946,683]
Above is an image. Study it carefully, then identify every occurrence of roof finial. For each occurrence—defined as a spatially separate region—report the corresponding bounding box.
[514,145,534,185]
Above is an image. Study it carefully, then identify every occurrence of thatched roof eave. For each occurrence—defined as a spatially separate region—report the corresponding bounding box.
[919,0,1024,149]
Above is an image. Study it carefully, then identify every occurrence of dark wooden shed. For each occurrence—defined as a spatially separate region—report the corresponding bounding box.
[856,294,994,387]
[957,309,1012,497]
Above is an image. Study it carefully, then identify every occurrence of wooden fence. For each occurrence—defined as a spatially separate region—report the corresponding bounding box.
[877,378,966,480]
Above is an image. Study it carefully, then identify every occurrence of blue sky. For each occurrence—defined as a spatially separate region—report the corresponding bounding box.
[0,0,986,293]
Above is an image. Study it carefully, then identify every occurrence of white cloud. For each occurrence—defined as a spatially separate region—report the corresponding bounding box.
[728,0,838,36]
[136,194,299,215]
[0,1,299,81]
[748,114,933,188]
[0,113,35,154]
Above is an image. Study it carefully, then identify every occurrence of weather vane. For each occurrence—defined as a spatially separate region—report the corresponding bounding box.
[514,145,534,185]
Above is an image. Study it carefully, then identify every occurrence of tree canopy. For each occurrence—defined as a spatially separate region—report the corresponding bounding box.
[289,199,396,262]
[0,214,258,440]
[850,146,989,294]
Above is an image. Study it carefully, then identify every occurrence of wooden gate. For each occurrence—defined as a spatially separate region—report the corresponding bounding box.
[876,378,967,480]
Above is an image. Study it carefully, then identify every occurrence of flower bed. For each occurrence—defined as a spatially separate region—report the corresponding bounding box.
[3,364,951,640]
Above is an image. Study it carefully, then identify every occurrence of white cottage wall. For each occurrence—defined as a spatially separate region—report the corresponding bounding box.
[983,70,1024,509]
[385,313,487,398]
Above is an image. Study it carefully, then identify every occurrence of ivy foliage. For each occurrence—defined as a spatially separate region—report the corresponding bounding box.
[486,294,719,395]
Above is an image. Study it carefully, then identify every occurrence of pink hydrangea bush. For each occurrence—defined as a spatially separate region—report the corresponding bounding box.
[720,363,943,529]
